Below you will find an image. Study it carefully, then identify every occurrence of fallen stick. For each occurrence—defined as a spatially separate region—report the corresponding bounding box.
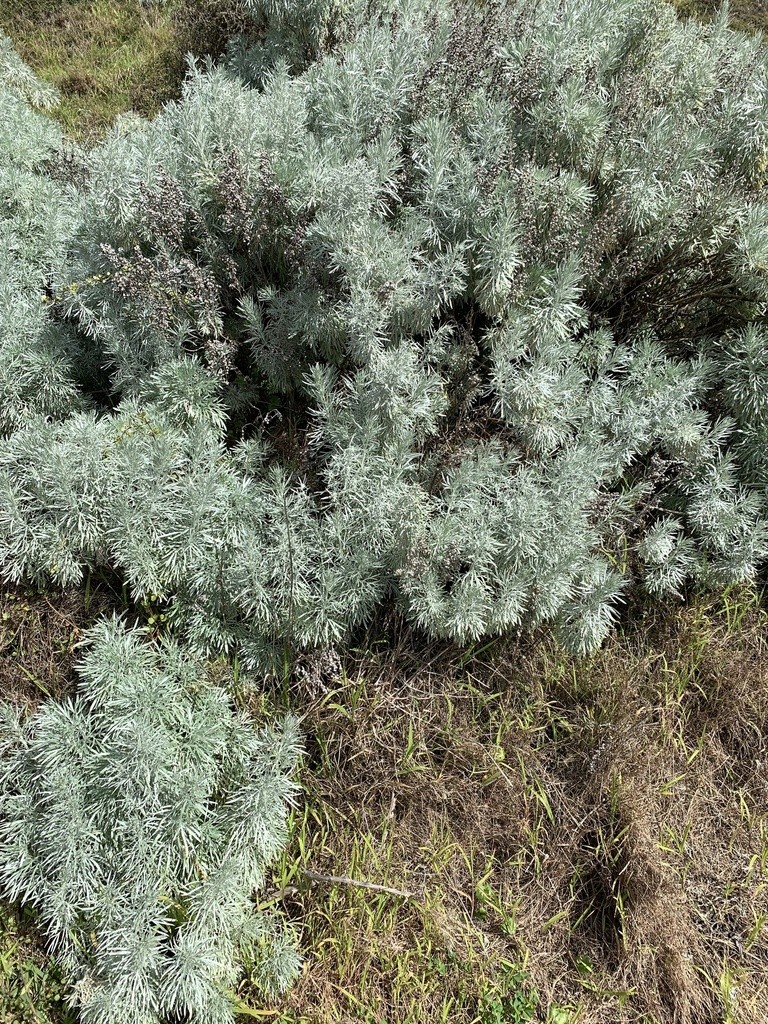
[302,868,414,899]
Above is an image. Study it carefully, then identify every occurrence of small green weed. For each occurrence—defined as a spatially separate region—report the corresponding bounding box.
[0,904,75,1024]
[478,964,538,1024]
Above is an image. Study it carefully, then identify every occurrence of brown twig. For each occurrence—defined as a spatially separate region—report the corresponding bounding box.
[41,597,82,634]
[302,868,415,899]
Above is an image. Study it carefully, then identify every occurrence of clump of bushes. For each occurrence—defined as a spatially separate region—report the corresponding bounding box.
[0,618,301,1023]
[3,0,768,661]
[1,0,768,1016]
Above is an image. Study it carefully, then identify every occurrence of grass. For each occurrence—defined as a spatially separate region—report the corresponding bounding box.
[234,586,767,1023]
[0,585,91,1024]
[670,0,768,32]
[0,0,183,141]
[0,0,224,142]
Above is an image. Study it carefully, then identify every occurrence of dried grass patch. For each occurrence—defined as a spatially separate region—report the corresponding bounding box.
[0,581,118,707]
[266,589,768,1023]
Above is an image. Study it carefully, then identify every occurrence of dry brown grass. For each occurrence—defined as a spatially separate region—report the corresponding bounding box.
[258,589,768,1023]
[0,582,119,707]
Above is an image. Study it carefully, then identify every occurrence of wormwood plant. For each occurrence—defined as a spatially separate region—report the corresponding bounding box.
[1,1,768,1017]
[1,0,768,666]
[0,37,82,433]
[0,617,301,1024]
